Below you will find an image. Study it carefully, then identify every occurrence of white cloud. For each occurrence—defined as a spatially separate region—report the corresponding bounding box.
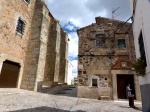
[67,32,78,77]
[45,0,131,28]
[65,24,75,31]
[68,32,78,58]
[45,0,131,77]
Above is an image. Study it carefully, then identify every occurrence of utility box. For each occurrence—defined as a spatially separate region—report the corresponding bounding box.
[128,95,134,108]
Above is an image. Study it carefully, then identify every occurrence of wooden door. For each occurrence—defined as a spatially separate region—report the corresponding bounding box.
[0,60,20,88]
[117,74,135,99]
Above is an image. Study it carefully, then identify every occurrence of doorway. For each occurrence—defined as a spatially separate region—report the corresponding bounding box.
[117,74,136,99]
[0,60,20,88]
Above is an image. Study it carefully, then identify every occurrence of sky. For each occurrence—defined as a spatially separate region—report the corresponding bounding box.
[45,0,131,77]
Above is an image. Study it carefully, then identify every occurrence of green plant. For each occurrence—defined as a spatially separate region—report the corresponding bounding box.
[134,58,146,77]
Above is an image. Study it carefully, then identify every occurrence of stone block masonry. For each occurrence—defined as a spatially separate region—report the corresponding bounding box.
[21,0,50,91]
[58,31,69,83]
[0,0,69,92]
[43,20,61,87]
[0,0,36,89]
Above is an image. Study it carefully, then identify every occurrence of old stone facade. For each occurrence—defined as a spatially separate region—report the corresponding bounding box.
[77,17,141,100]
[0,0,69,91]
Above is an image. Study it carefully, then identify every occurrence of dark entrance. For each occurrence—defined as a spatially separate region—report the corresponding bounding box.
[0,60,20,88]
[117,74,136,99]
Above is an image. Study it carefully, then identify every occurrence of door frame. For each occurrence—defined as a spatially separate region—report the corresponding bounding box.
[111,70,141,101]
[117,74,135,99]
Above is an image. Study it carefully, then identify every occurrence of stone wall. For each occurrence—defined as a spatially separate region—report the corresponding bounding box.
[0,0,35,60]
[43,20,61,86]
[21,0,50,91]
[0,0,69,91]
[0,0,35,88]
[58,31,69,83]
[77,17,140,100]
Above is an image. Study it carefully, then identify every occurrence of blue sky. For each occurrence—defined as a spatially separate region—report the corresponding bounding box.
[45,0,131,77]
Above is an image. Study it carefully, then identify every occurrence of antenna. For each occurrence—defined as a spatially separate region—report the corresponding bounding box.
[112,7,120,19]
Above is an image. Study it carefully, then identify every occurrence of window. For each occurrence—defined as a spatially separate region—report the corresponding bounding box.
[92,79,97,87]
[139,32,147,67]
[118,39,126,49]
[16,18,25,35]
[24,0,30,4]
[96,34,105,48]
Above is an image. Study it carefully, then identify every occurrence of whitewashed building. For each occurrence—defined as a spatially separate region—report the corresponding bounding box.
[130,0,150,111]
[67,61,73,85]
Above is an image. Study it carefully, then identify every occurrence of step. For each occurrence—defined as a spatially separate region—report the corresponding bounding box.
[100,96,111,100]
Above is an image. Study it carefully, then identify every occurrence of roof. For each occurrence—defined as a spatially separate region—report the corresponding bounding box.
[77,16,131,34]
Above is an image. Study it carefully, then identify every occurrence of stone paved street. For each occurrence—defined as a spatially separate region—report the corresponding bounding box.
[0,88,142,112]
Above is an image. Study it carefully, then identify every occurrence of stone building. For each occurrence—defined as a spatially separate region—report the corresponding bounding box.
[0,0,69,91]
[77,17,141,100]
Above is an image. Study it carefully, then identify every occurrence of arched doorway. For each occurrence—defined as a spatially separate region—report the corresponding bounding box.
[0,60,20,88]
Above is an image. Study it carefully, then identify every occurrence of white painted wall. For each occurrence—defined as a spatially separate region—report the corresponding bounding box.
[129,0,134,15]
[131,0,150,85]
[67,62,73,85]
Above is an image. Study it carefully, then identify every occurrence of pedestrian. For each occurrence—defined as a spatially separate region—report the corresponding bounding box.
[126,84,132,98]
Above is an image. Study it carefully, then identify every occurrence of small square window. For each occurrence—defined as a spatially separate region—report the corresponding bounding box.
[16,18,25,35]
[24,0,30,4]
[92,79,97,87]
[118,39,126,49]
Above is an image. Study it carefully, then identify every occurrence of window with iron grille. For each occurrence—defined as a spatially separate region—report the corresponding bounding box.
[16,18,25,35]
[139,32,147,67]
[24,0,30,4]
[96,34,105,48]
[118,39,126,49]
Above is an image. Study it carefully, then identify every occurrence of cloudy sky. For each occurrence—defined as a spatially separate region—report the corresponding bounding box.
[45,0,131,77]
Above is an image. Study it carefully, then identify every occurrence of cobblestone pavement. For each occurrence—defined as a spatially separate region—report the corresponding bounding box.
[0,88,142,112]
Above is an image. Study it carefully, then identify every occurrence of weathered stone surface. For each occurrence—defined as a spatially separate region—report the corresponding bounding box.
[0,0,69,92]
[58,31,69,83]
[77,17,141,100]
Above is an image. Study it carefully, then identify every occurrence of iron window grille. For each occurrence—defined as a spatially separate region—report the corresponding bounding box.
[139,32,147,67]
[118,39,126,49]
[96,34,105,48]
[16,18,25,35]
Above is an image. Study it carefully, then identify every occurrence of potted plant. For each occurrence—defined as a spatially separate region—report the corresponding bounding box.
[134,58,146,77]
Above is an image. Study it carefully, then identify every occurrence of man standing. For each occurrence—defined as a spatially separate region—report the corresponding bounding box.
[126,84,132,98]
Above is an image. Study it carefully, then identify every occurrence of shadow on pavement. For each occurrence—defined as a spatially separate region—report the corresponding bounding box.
[118,106,142,111]
[56,86,77,98]
[9,106,85,112]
